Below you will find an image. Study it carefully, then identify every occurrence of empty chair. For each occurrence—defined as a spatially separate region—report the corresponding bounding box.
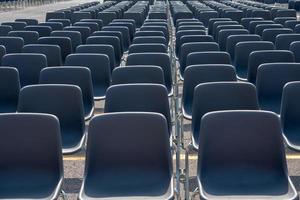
[276,9,297,18]
[2,22,26,31]
[252,10,272,20]
[80,19,103,30]
[23,44,62,67]
[0,37,23,53]
[8,31,39,45]
[102,26,130,51]
[177,25,206,32]
[40,67,94,120]
[111,66,165,85]
[208,18,231,35]
[133,36,167,46]
[197,110,298,199]
[74,22,99,33]
[212,21,239,38]
[262,28,293,43]
[175,30,206,56]
[91,31,124,54]
[51,31,82,52]
[226,34,261,61]
[39,22,63,31]
[179,42,220,78]
[192,82,259,149]
[0,45,5,65]
[0,67,20,113]
[2,53,47,87]
[182,64,237,119]
[178,35,214,57]
[25,26,52,37]
[186,51,231,67]
[249,20,275,34]
[274,17,297,25]
[45,12,65,21]
[134,30,165,37]
[218,29,249,51]
[128,43,167,54]
[76,44,116,71]
[15,18,38,25]
[276,34,300,50]
[64,26,91,43]
[215,25,245,41]
[86,36,121,66]
[248,50,295,84]
[140,26,169,43]
[198,11,219,27]
[241,17,263,30]
[48,19,71,27]
[223,10,243,22]
[18,84,86,154]
[290,41,300,62]
[234,41,275,79]
[257,63,300,114]
[78,112,173,200]
[0,113,64,199]
[71,12,91,24]
[109,22,135,41]
[126,53,172,95]
[284,20,300,30]
[255,24,284,36]
[38,37,72,62]
[65,54,111,100]
[281,81,300,150]
[98,12,117,26]
[0,25,13,36]
[105,84,171,132]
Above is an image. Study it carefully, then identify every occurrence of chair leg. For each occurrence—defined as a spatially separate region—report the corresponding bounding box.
[191,187,199,200]
[60,189,67,200]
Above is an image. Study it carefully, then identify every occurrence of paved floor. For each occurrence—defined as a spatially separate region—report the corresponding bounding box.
[1,0,300,199]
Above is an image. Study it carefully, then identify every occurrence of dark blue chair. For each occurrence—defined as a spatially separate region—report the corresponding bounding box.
[91,31,124,55]
[71,12,92,24]
[182,64,237,119]
[281,81,300,151]
[18,84,86,154]
[218,29,249,51]
[74,22,99,33]
[80,19,103,30]
[197,110,298,199]
[275,34,300,50]
[284,20,300,30]
[241,17,263,30]
[255,24,284,36]
[48,19,71,27]
[64,26,91,44]
[50,31,82,52]
[128,43,167,54]
[40,67,94,120]
[2,22,26,31]
[208,18,231,35]
[65,53,111,100]
[134,30,165,38]
[249,20,274,34]
[126,53,172,96]
[8,31,39,45]
[274,17,297,25]
[248,50,295,84]
[192,82,259,149]
[23,44,62,67]
[133,36,167,46]
[15,19,38,25]
[0,25,13,36]
[45,12,65,21]
[186,51,231,66]
[234,41,275,79]
[38,22,64,31]
[2,53,47,87]
[0,45,5,65]
[0,37,24,53]
[25,26,52,37]
[102,26,130,51]
[0,67,20,113]
[257,63,300,114]
[38,37,72,62]
[0,113,64,199]
[78,112,173,200]
[290,41,300,62]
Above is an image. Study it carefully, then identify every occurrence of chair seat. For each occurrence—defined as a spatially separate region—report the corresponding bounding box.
[62,129,86,153]
[260,99,281,114]
[0,103,17,113]
[283,128,300,149]
[80,170,173,200]
[0,170,61,199]
[94,85,109,100]
[199,168,297,199]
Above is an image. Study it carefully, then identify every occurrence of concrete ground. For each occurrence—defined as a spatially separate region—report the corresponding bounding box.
[1,0,300,199]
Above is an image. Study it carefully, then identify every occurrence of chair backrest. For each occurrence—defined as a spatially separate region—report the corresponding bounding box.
[76,44,116,71]
[128,43,167,54]
[241,17,263,30]
[38,22,64,31]
[192,82,259,149]
[134,30,165,37]
[212,21,239,37]
[0,37,24,53]
[102,26,130,51]
[126,53,172,95]
[290,41,300,62]
[50,31,82,52]
[179,42,220,76]
[215,25,245,40]
[2,22,26,31]
[17,84,85,153]
[0,45,5,65]
[8,31,39,45]
[208,18,231,35]
[38,37,72,61]
[234,41,275,79]
[15,18,38,26]
[226,34,261,61]
[262,28,293,43]
[198,111,289,196]
[91,31,124,54]
[83,112,172,198]
[284,20,300,30]
[104,84,171,132]
[0,67,20,113]
[64,53,111,99]
[274,17,297,25]
[0,113,63,187]
[22,44,62,67]
[255,24,283,36]
[111,65,165,85]
[81,19,103,30]
[182,64,237,118]
[0,25,13,36]
[218,29,249,51]
[48,19,71,27]
[175,30,206,56]
[186,51,231,66]
[249,20,274,33]
[98,12,117,26]
[2,53,47,87]
[252,10,272,20]
[46,12,65,21]
[257,63,300,113]
[25,26,52,37]
[133,36,167,46]
[39,67,94,119]
[74,22,99,33]
[64,26,91,43]
[71,11,92,24]
[248,50,295,84]
[275,34,300,50]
